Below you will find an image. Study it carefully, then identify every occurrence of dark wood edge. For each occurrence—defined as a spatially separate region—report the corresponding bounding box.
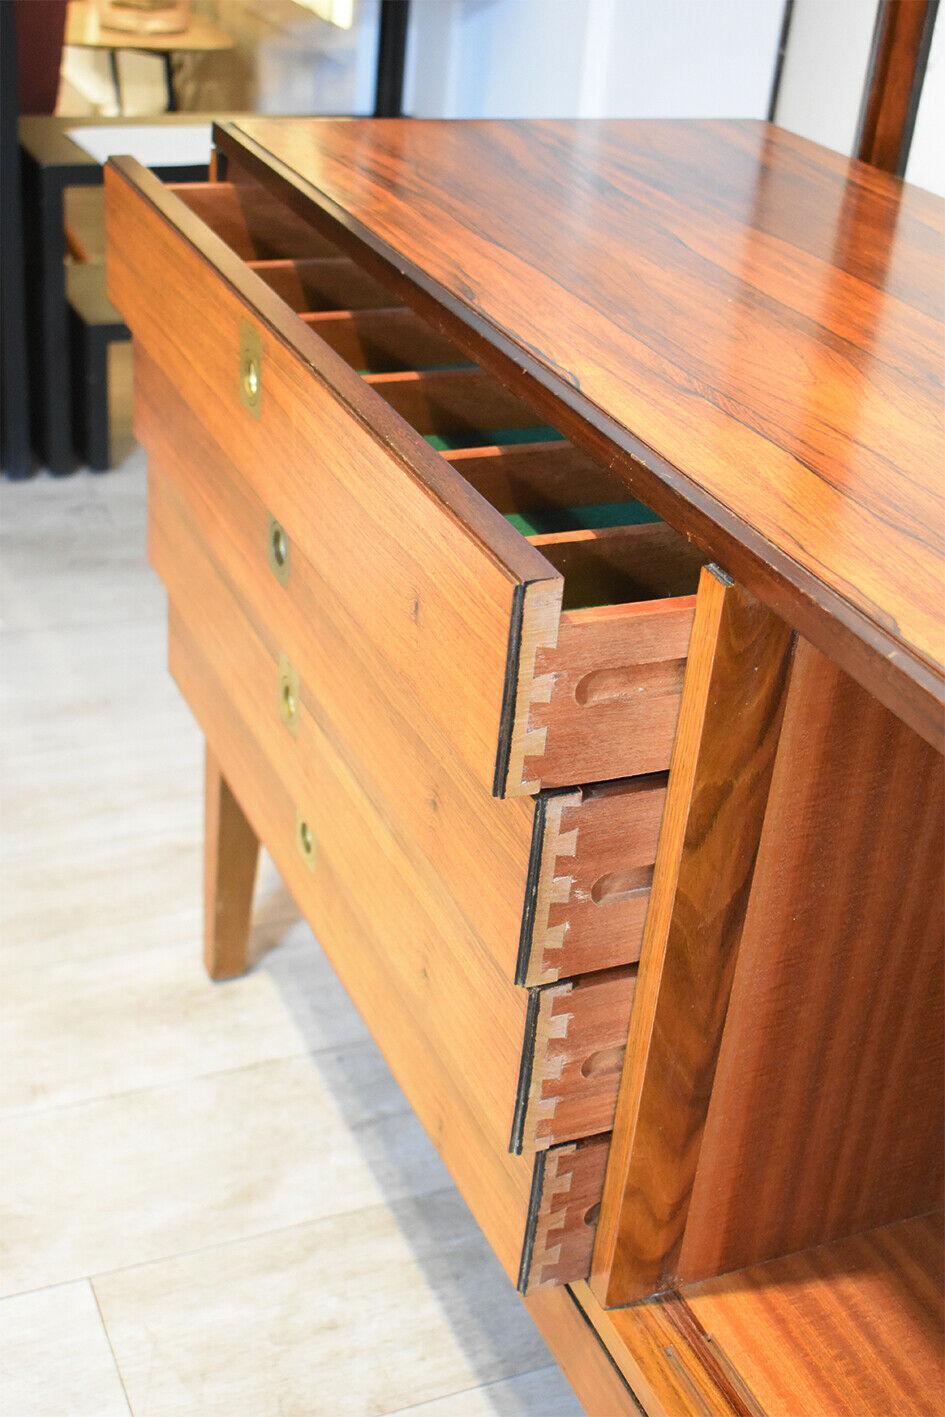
[562,1288,646,1412]
[493,580,526,798]
[855,0,940,176]
[104,155,558,593]
[660,1294,766,1417]
[510,985,542,1155]
[213,121,945,753]
[515,788,552,986]
[517,1147,546,1293]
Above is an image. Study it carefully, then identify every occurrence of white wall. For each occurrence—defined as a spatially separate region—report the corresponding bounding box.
[906,8,945,195]
[404,0,785,120]
[774,0,877,156]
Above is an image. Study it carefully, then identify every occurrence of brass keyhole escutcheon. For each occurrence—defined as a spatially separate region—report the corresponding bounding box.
[278,656,299,734]
[296,814,316,871]
[243,358,259,403]
[239,321,262,417]
[267,517,290,584]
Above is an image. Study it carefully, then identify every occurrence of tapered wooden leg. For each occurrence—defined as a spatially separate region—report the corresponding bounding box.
[203,744,259,980]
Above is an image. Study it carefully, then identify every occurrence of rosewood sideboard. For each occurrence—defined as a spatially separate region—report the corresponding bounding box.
[105,118,945,1416]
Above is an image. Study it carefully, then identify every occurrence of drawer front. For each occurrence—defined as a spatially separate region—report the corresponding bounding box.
[166,605,537,1287]
[149,464,530,1157]
[107,160,701,796]
[163,517,615,1294]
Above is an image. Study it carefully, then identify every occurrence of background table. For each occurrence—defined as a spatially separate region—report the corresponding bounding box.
[64,1,233,113]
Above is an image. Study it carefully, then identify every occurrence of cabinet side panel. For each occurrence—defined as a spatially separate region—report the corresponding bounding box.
[590,569,795,1306]
[678,638,945,1280]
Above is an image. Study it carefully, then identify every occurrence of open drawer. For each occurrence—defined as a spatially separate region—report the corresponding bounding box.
[105,162,705,798]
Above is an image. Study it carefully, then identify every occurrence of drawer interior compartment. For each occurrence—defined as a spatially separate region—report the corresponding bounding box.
[110,161,705,796]
[249,257,398,312]
[513,966,637,1153]
[169,181,339,259]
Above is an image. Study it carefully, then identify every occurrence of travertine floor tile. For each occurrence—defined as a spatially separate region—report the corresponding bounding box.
[94,1190,549,1417]
[0,1050,446,1296]
[0,456,162,633]
[0,1281,129,1416]
[390,1365,583,1416]
[0,461,575,1411]
[1,919,366,1116]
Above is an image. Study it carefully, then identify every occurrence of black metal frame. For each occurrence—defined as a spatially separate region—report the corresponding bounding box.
[18,114,211,475]
[1,3,32,478]
[374,0,410,118]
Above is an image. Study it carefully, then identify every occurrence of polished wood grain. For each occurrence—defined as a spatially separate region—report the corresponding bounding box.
[579,1213,945,1415]
[134,351,539,987]
[856,0,937,175]
[684,1213,945,1417]
[574,1282,750,1417]
[217,117,945,749]
[518,968,637,1153]
[520,1135,610,1294]
[521,775,667,987]
[678,635,945,1281]
[202,747,259,982]
[592,569,795,1307]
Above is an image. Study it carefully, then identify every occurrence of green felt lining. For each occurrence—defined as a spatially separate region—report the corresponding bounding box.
[505,501,661,536]
[424,426,565,451]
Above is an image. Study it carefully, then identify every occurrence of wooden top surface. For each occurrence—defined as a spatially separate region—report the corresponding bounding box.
[219,117,945,748]
[66,1,233,52]
[576,1211,944,1417]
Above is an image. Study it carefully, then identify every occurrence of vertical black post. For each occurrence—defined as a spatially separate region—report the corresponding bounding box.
[374,0,410,118]
[1,2,34,477]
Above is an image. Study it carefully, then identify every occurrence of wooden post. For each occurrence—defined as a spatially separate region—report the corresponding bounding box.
[203,743,259,980]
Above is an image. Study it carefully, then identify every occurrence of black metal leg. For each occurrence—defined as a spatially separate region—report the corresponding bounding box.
[24,163,77,474]
[162,51,177,112]
[109,49,123,114]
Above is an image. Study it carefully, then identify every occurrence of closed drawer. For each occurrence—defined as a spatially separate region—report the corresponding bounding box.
[136,351,666,991]
[106,162,704,798]
[150,464,636,1159]
[168,595,611,1296]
